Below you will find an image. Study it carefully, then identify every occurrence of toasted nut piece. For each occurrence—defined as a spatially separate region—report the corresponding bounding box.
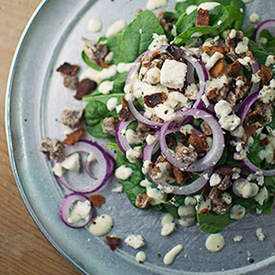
[135,194,152,208]
[210,58,225,78]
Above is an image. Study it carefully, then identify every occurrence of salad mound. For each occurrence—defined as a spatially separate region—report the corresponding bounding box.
[41,0,274,237]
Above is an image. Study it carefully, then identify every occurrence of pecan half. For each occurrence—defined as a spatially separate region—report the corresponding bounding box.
[105,236,121,251]
[210,58,225,78]
[175,143,198,168]
[202,46,225,54]
[62,129,83,146]
[143,92,167,108]
[89,194,106,208]
[61,109,84,129]
[188,132,208,152]
[74,79,97,100]
[200,121,212,136]
[57,62,79,76]
[196,9,210,27]
[227,61,242,77]
[135,194,152,208]
[102,117,116,135]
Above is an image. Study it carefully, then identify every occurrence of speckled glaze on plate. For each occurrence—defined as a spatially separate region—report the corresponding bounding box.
[5,0,275,274]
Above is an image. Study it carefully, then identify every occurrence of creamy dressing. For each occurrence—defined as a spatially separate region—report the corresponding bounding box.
[161,213,174,226]
[88,18,102,33]
[197,2,220,11]
[205,233,225,252]
[146,0,167,10]
[106,19,126,37]
[161,222,176,236]
[89,214,113,236]
[136,251,146,263]
[124,234,145,249]
[163,244,183,265]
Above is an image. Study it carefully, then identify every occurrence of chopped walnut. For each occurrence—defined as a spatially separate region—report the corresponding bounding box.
[209,58,225,78]
[172,167,191,184]
[63,129,83,146]
[56,62,79,76]
[135,194,152,208]
[118,97,131,121]
[200,121,212,136]
[258,65,272,85]
[209,188,231,215]
[174,143,198,168]
[196,9,210,27]
[102,117,116,135]
[63,75,79,90]
[217,175,232,191]
[227,61,242,77]
[105,236,121,251]
[202,46,225,54]
[61,109,84,129]
[143,93,167,108]
[74,79,97,100]
[215,166,234,176]
[40,137,65,161]
[188,132,208,152]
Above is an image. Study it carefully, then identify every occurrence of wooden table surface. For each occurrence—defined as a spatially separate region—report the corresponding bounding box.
[0,1,80,274]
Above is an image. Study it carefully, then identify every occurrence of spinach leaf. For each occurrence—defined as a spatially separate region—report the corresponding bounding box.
[118,10,164,63]
[113,72,127,93]
[257,195,274,215]
[162,202,179,218]
[258,29,275,54]
[83,92,124,103]
[248,40,271,65]
[107,32,124,64]
[243,27,256,39]
[81,51,103,71]
[264,177,275,193]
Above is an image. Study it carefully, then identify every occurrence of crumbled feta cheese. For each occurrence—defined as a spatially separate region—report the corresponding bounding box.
[89,214,113,236]
[259,84,275,104]
[160,59,187,89]
[265,55,275,67]
[201,94,210,107]
[149,33,168,51]
[106,19,126,37]
[221,193,232,205]
[98,80,113,94]
[236,78,245,87]
[186,5,198,15]
[166,92,191,109]
[185,83,199,100]
[161,213,174,226]
[87,152,96,162]
[146,0,167,10]
[106,97,118,111]
[219,114,240,131]
[115,165,133,180]
[205,233,225,252]
[234,179,259,198]
[61,153,80,172]
[251,72,261,83]
[125,129,142,145]
[111,185,123,193]
[125,234,145,249]
[139,178,152,188]
[147,186,167,205]
[256,228,265,241]
[258,143,274,164]
[88,18,102,33]
[126,147,142,163]
[142,160,152,175]
[161,222,176,236]
[153,104,175,121]
[209,173,222,187]
[206,137,212,148]
[233,235,243,242]
[184,196,197,206]
[136,251,146,263]
[254,187,268,205]
[205,52,224,71]
[117,62,134,73]
[206,75,229,93]
[52,163,65,177]
[233,150,247,160]
[237,56,252,66]
[198,2,220,11]
[178,205,196,217]
[214,100,232,118]
[235,37,249,55]
[217,20,222,25]
[68,200,91,224]
[180,124,194,135]
[146,134,157,145]
[178,217,195,227]
[229,29,237,39]
[163,244,183,265]
[144,67,161,84]
[230,204,246,220]
[249,13,260,24]
[231,126,245,138]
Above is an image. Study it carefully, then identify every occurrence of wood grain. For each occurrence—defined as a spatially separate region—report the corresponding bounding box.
[0,1,80,274]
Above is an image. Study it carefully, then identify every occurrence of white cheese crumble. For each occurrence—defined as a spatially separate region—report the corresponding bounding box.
[205,52,224,71]
[217,20,222,25]
[88,18,102,33]
[230,204,246,220]
[256,228,265,241]
[202,94,210,108]
[198,2,220,11]
[209,173,222,187]
[229,29,237,39]
[89,214,113,236]
[259,83,275,104]
[234,179,259,198]
[52,163,65,177]
[180,124,194,135]
[125,129,142,145]
[111,185,123,193]
[249,13,260,24]
[178,205,196,217]
[251,72,261,83]
[160,59,187,89]
[115,165,133,180]
[254,187,268,205]
[166,92,191,109]
[163,244,183,265]
[161,222,176,236]
[68,200,91,224]
[98,80,113,94]
[87,152,96,162]
[161,213,174,226]
[126,147,142,163]
[136,251,146,263]
[106,19,126,37]
[219,114,240,131]
[233,235,243,242]
[142,160,152,175]
[144,67,161,84]
[104,52,113,64]
[185,83,199,100]
[214,100,232,118]
[125,234,145,249]
[205,233,225,252]
[149,33,168,51]
[106,97,118,111]
[237,56,252,66]
[153,104,175,121]
[146,187,167,205]
[184,196,197,206]
[117,62,134,73]
[178,217,195,227]
[235,37,249,55]
[61,153,80,172]
[146,0,167,10]
[186,5,198,15]
[265,55,275,67]
[139,179,152,188]
[146,134,157,145]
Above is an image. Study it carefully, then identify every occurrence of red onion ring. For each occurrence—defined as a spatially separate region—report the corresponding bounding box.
[59,193,95,228]
[126,46,208,129]
[56,140,114,194]
[253,19,275,42]
[160,109,224,172]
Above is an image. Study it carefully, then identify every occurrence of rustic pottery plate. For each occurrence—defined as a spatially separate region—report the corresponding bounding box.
[6,0,275,274]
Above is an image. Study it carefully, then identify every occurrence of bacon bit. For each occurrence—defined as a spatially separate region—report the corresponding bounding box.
[227,61,242,77]
[202,46,225,54]
[62,129,83,145]
[89,194,106,208]
[74,78,97,100]
[199,208,209,214]
[210,58,225,78]
[188,131,208,152]
[243,123,261,140]
[98,58,109,68]
[143,93,167,108]
[57,62,79,76]
[258,65,272,85]
[260,137,270,147]
[215,166,233,176]
[196,9,210,27]
[105,236,121,251]
[207,88,218,100]
[135,194,152,208]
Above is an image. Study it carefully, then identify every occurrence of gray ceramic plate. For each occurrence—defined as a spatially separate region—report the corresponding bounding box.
[6,0,275,274]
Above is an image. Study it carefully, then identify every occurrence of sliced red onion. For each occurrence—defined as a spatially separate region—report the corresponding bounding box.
[160,109,224,172]
[59,193,94,228]
[56,140,114,193]
[143,136,212,195]
[253,19,275,42]
[235,94,275,177]
[186,60,195,85]
[115,119,135,153]
[126,46,208,129]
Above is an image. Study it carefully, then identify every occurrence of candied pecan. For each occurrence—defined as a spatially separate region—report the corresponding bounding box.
[143,92,167,108]
[196,9,210,27]
[246,110,266,124]
[50,140,65,161]
[260,137,270,147]
[105,236,121,251]
[118,107,131,121]
[258,65,272,85]
[202,46,225,54]
[200,121,212,136]
[61,109,84,129]
[56,62,79,76]
[215,166,234,176]
[188,132,208,152]
[63,75,79,90]
[74,79,97,100]
[209,188,231,215]
[102,117,116,135]
[207,88,218,100]
[135,194,152,208]
[243,123,261,140]
[62,129,83,146]
[217,175,232,191]
[89,194,105,208]
[227,61,242,77]
[166,45,185,61]
[174,143,198,168]
[172,167,191,184]
[40,137,53,154]
[210,58,225,78]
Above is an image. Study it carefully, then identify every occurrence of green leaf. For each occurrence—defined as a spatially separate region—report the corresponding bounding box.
[264,177,275,193]
[113,72,127,93]
[81,51,103,71]
[200,223,223,234]
[243,27,256,39]
[107,32,124,64]
[83,92,124,103]
[248,40,272,65]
